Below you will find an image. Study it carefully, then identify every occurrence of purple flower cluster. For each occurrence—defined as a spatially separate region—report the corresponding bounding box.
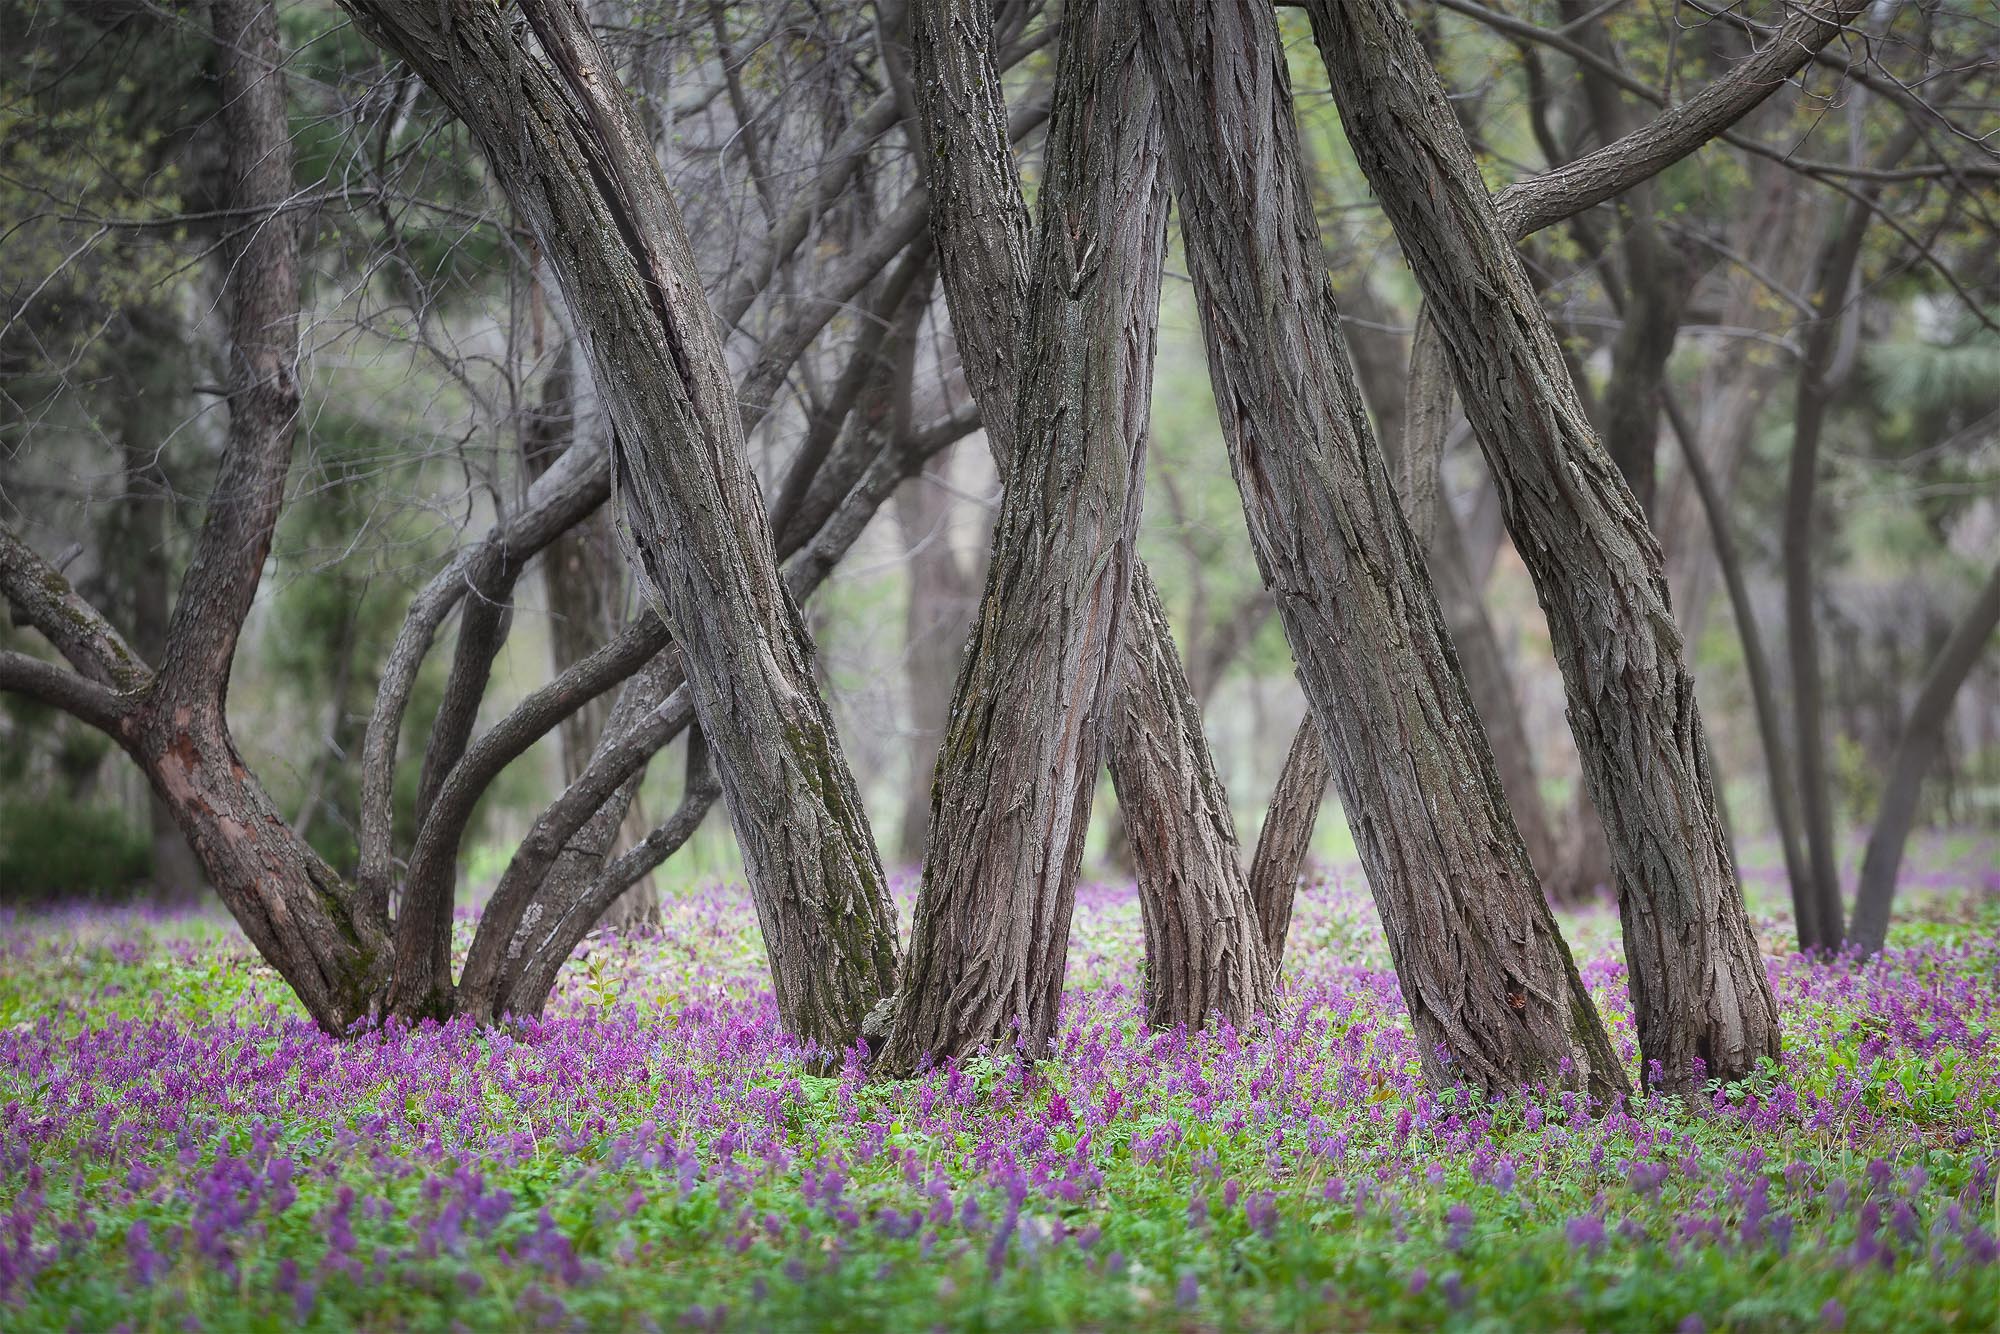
[0,838,1994,1325]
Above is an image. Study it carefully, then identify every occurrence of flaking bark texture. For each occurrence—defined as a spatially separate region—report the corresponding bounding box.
[1141,0,1626,1101]
[1110,573,1278,1028]
[1305,0,1780,1090]
[892,0,1275,1036]
[880,0,1168,1074]
[340,0,898,1048]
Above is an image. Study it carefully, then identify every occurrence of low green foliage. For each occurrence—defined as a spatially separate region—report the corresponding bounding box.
[0,859,1995,1330]
[0,799,151,903]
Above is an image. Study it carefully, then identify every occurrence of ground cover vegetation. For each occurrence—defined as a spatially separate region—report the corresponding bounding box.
[0,842,1996,1330]
[2,0,1996,1327]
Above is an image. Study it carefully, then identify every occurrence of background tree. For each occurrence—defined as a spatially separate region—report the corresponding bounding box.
[2,0,1991,1059]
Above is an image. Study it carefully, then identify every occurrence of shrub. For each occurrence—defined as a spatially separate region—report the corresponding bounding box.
[0,798,151,902]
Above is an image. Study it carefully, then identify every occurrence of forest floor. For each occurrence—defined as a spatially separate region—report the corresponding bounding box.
[0,836,1995,1331]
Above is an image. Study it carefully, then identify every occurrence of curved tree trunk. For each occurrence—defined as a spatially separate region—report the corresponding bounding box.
[1305,0,1780,1091]
[1849,558,2000,956]
[881,0,1169,1073]
[341,0,899,1047]
[1141,0,1626,1101]
[1246,719,1328,968]
[504,730,722,1016]
[1111,575,1278,1028]
[884,0,1276,1041]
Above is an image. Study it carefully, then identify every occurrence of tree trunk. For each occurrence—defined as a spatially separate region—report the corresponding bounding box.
[884,0,1276,1038]
[871,266,971,871]
[1247,719,1328,968]
[503,729,721,1016]
[1432,504,1565,883]
[340,0,899,1047]
[1849,558,2000,956]
[1305,0,1780,1091]
[1782,208,1870,952]
[1111,574,1278,1028]
[881,0,1168,1073]
[1778,89,1939,948]
[1385,319,1567,890]
[1141,0,1626,1101]
[454,384,981,1024]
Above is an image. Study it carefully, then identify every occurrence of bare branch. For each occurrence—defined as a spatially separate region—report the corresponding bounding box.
[0,650,127,733]
[1490,0,1876,240]
[0,526,151,692]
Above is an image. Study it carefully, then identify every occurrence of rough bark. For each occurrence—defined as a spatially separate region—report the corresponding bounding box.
[881,0,1168,1073]
[1112,574,1279,1028]
[1848,559,2000,955]
[1305,0,1780,1091]
[1387,0,1873,546]
[340,0,899,1046]
[1246,719,1328,968]
[886,0,1276,1035]
[1142,0,1626,1100]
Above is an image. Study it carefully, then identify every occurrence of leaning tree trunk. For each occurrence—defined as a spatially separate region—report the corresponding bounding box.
[1140,0,1626,1101]
[885,0,1275,1036]
[1304,0,1780,1091]
[1849,558,2000,956]
[880,0,1171,1074]
[340,0,899,1047]
[1246,719,1328,969]
[1112,574,1278,1027]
